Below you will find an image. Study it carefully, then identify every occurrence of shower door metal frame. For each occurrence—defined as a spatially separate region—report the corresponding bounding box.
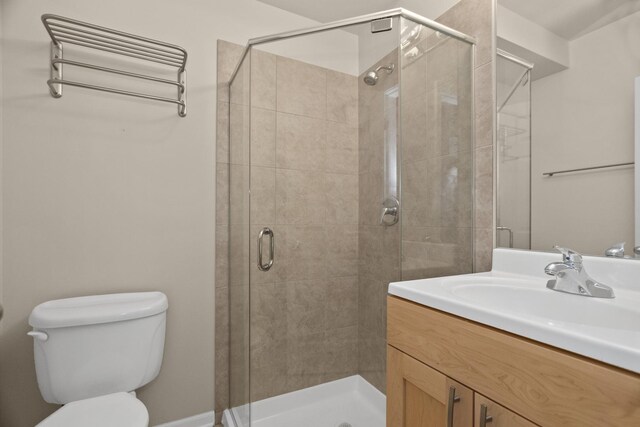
[229,8,476,83]
[497,49,533,71]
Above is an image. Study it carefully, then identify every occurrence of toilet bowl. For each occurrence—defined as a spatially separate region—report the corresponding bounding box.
[28,292,168,426]
[36,392,149,427]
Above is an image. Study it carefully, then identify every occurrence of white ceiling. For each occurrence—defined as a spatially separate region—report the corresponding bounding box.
[256,0,640,42]
[257,0,395,23]
[256,0,459,24]
[499,0,640,40]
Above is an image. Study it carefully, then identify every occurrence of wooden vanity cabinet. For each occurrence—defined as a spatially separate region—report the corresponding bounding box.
[387,296,640,427]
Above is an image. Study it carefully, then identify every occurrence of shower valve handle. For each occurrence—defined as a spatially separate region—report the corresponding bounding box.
[380,197,399,226]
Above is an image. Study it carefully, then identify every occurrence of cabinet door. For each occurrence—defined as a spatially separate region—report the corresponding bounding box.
[475,394,539,427]
[388,345,473,427]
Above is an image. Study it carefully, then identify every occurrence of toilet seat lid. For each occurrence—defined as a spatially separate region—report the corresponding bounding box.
[36,392,148,427]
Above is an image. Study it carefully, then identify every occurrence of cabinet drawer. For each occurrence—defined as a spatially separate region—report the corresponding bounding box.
[387,345,473,427]
[475,394,538,427]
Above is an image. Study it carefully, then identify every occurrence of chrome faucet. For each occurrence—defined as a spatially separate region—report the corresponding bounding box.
[544,246,615,298]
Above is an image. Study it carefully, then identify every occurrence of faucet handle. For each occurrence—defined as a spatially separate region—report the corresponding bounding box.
[605,242,625,258]
[554,246,582,264]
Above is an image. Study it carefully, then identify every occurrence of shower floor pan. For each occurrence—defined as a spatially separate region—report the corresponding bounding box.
[222,375,385,427]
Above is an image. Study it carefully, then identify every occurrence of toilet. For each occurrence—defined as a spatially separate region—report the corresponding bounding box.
[28,292,169,427]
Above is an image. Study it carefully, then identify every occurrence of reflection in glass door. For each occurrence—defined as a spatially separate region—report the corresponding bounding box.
[496,50,533,249]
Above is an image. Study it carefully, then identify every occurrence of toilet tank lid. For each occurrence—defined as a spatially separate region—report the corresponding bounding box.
[29,292,168,329]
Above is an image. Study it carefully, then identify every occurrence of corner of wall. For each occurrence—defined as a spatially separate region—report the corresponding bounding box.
[491,0,498,259]
[0,0,5,331]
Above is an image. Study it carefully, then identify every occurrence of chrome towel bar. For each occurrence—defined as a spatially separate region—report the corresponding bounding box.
[543,162,634,177]
[42,14,187,117]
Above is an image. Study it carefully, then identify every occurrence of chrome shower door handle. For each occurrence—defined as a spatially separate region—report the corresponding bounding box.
[257,227,274,271]
[380,197,400,226]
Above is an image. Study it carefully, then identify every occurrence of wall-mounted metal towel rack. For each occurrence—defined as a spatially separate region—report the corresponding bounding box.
[543,162,634,177]
[42,14,187,117]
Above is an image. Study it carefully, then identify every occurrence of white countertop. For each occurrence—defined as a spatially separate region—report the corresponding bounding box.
[389,248,640,374]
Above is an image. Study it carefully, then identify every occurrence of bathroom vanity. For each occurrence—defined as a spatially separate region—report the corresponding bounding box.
[386,249,640,426]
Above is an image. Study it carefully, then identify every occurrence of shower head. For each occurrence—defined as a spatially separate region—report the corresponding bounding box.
[363,71,379,86]
[364,63,395,86]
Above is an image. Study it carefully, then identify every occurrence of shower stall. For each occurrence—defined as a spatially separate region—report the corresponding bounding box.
[223,9,475,427]
[496,49,533,250]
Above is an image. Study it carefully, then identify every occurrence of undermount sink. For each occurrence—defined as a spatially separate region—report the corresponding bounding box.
[388,248,640,374]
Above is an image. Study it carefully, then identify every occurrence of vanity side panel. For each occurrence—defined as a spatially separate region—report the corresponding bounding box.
[387,296,640,427]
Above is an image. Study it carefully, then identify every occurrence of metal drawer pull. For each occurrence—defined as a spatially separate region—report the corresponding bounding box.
[446,386,461,427]
[257,227,274,271]
[480,404,493,427]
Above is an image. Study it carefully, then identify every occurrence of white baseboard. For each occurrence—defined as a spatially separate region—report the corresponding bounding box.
[153,411,215,427]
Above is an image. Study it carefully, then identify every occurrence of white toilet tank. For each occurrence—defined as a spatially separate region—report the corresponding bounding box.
[29,292,168,404]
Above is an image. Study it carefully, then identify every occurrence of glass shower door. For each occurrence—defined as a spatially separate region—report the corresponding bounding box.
[399,17,475,280]
[245,19,401,426]
[223,11,475,427]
